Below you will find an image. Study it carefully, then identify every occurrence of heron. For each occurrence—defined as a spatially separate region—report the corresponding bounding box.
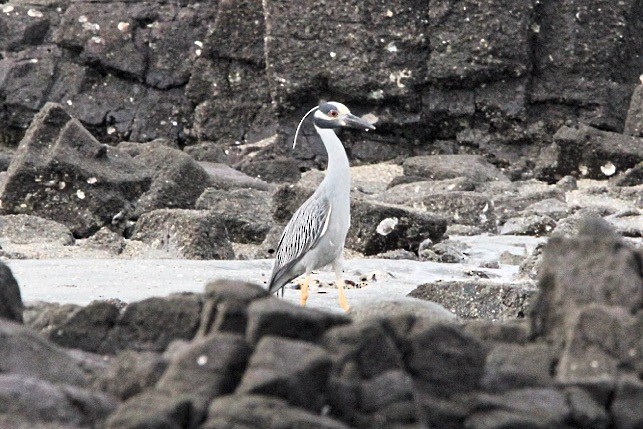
[267,101,375,312]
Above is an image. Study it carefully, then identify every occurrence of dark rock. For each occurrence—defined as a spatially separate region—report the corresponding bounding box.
[427,0,533,86]
[481,343,554,392]
[105,389,193,429]
[0,45,59,127]
[94,351,167,401]
[0,3,50,52]
[611,376,643,429]
[0,214,74,246]
[531,219,643,343]
[566,386,609,429]
[131,209,234,260]
[347,199,447,255]
[198,162,272,191]
[203,394,350,429]
[483,180,566,223]
[419,239,469,263]
[556,304,640,384]
[40,300,120,353]
[133,146,212,216]
[190,63,273,143]
[254,225,285,259]
[238,157,302,183]
[245,297,349,345]
[379,178,477,206]
[236,336,332,411]
[409,280,537,321]
[522,198,570,221]
[115,139,179,158]
[0,374,118,427]
[348,297,455,321]
[0,319,89,386]
[611,162,643,186]
[197,279,269,338]
[419,191,497,234]
[407,322,487,396]
[157,333,250,411]
[322,319,405,379]
[0,414,85,428]
[402,155,508,183]
[262,0,428,109]
[462,319,530,345]
[270,183,313,224]
[500,214,557,236]
[465,388,571,429]
[196,188,272,243]
[0,260,23,322]
[100,294,201,354]
[551,124,643,179]
[0,103,151,237]
[183,142,227,163]
[624,84,643,137]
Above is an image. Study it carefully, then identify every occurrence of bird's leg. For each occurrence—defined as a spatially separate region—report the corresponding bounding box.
[333,260,350,312]
[300,272,310,307]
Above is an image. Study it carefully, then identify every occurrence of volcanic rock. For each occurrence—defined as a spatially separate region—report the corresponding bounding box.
[131,209,234,260]
[0,103,151,237]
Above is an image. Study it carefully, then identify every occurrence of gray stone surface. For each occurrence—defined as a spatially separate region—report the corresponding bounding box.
[0,260,23,322]
[131,209,234,260]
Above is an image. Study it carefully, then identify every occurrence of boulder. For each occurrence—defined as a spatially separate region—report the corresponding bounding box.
[531,218,643,343]
[0,214,74,246]
[93,351,167,401]
[237,157,302,183]
[418,191,498,234]
[426,0,533,86]
[624,83,643,137]
[262,0,429,109]
[409,280,537,321]
[481,344,554,392]
[465,388,571,429]
[348,297,456,323]
[183,142,227,163]
[0,318,89,386]
[197,162,272,191]
[551,124,643,179]
[245,297,349,345]
[131,209,234,260]
[195,188,272,243]
[611,377,643,429]
[197,279,269,338]
[347,199,447,255]
[0,374,118,427]
[157,333,251,411]
[407,322,487,397]
[100,294,202,354]
[0,103,151,237]
[556,304,640,384]
[0,261,23,322]
[33,300,120,353]
[402,155,508,183]
[378,178,476,206]
[203,394,350,429]
[133,146,212,216]
[499,214,557,236]
[105,389,193,429]
[236,336,332,411]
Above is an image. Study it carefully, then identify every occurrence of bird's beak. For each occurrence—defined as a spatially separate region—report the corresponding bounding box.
[342,113,376,131]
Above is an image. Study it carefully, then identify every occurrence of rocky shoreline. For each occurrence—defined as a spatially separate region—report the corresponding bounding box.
[1,0,643,427]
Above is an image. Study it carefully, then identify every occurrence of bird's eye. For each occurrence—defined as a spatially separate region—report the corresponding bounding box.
[328,110,339,118]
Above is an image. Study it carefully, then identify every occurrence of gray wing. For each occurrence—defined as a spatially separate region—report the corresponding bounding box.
[268,195,331,292]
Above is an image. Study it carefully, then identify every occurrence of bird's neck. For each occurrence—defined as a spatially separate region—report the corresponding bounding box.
[315,126,350,192]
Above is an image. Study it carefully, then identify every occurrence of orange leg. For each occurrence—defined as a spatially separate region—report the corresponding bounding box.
[300,273,310,307]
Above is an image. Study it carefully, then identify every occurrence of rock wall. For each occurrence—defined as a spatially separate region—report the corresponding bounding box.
[1,0,642,166]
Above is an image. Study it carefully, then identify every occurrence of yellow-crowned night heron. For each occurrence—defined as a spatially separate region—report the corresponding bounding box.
[268,101,375,311]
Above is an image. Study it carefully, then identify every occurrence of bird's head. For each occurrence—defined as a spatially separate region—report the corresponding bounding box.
[293,101,375,148]
[313,102,376,131]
